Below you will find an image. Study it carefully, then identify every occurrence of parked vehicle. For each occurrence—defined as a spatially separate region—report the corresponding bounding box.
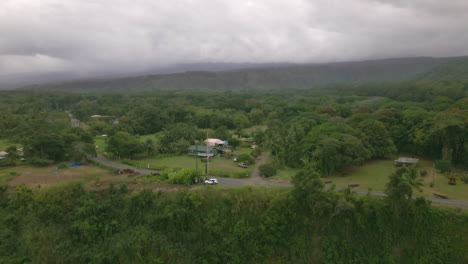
[238,163,248,168]
[204,178,218,185]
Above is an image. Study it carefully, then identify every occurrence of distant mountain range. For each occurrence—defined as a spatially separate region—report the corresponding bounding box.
[13,56,468,92]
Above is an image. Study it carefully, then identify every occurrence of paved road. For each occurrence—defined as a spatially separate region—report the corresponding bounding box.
[69,112,468,209]
[91,153,468,209]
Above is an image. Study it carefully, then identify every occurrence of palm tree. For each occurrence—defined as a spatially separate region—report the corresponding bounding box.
[144,138,156,156]
[401,167,424,199]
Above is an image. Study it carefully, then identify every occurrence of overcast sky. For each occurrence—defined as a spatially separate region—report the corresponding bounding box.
[1,0,468,76]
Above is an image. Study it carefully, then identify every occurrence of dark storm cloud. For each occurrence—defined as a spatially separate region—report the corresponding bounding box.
[1,0,468,75]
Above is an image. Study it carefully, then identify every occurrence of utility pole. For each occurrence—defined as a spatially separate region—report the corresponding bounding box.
[432,162,435,187]
[195,140,199,181]
[206,131,209,177]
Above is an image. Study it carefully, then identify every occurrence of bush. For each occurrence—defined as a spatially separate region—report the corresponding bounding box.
[460,175,468,184]
[251,147,262,158]
[259,164,277,178]
[29,157,54,167]
[237,154,254,165]
[167,169,198,185]
[435,160,451,173]
[58,163,68,169]
[210,170,250,178]
[122,159,137,166]
[0,159,17,167]
[228,138,240,149]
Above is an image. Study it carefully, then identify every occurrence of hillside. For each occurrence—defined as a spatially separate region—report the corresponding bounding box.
[20,56,459,92]
[413,56,468,81]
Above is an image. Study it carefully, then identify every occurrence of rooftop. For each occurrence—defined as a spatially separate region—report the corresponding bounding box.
[395,157,419,164]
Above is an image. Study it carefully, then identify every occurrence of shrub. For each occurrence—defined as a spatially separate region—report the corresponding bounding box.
[0,159,17,167]
[435,160,451,173]
[237,154,254,165]
[228,138,240,149]
[460,175,468,184]
[251,147,262,158]
[259,164,277,178]
[167,169,197,185]
[58,163,68,169]
[29,157,54,167]
[210,170,249,178]
[122,159,137,166]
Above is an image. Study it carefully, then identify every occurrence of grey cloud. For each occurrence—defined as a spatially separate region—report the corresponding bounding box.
[0,0,467,76]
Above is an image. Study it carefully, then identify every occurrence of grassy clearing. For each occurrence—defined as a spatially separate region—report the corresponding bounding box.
[325,159,468,201]
[94,135,107,154]
[241,125,267,135]
[264,158,468,200]
[128,154,254,178]
[0,169,20,183]
[4,164,115,187]
[95,134,254,178]
[232,147,252,156]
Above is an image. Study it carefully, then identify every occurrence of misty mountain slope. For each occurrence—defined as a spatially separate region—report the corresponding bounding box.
[413,56,468,81]
[20,56,459,92]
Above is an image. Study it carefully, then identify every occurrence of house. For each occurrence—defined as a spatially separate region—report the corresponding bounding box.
[394,157,419,167]
[187,145,217,157]
[205,138,227,147]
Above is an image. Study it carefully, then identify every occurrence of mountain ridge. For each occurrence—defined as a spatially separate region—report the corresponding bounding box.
[17,56,466,92]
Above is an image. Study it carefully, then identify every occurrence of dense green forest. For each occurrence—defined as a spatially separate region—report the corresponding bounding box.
[1,79,467,175]
[0,76,467,263]
[0,166,467,263]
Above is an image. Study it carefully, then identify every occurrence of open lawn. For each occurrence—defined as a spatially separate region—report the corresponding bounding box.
[128,153,254,178]
[1,164,184,193]
[233,147,253,156]
[265,158,468,201]
[94,135,107,154]
[1,164,115,187]
[95,134,254,178]
[325,159,468,201]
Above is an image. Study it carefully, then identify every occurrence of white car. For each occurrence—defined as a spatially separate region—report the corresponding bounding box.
[204,178,218,185]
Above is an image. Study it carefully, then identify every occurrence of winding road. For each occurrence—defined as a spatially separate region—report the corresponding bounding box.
[67,112,468,209]
[90,152,468,209]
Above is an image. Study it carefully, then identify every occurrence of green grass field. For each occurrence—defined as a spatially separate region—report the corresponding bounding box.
[327,159,468,200]
[0,164,114,186]
[125,148,254,178]
[94,136,107,154]
[94,135,254,177]
[265,159,468,201]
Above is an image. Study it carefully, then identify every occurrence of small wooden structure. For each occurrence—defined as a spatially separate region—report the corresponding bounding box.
[394,157,419,167]
[448,177,457,185]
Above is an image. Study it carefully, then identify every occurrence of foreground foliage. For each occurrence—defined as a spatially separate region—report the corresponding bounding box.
[0,181,466,264]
